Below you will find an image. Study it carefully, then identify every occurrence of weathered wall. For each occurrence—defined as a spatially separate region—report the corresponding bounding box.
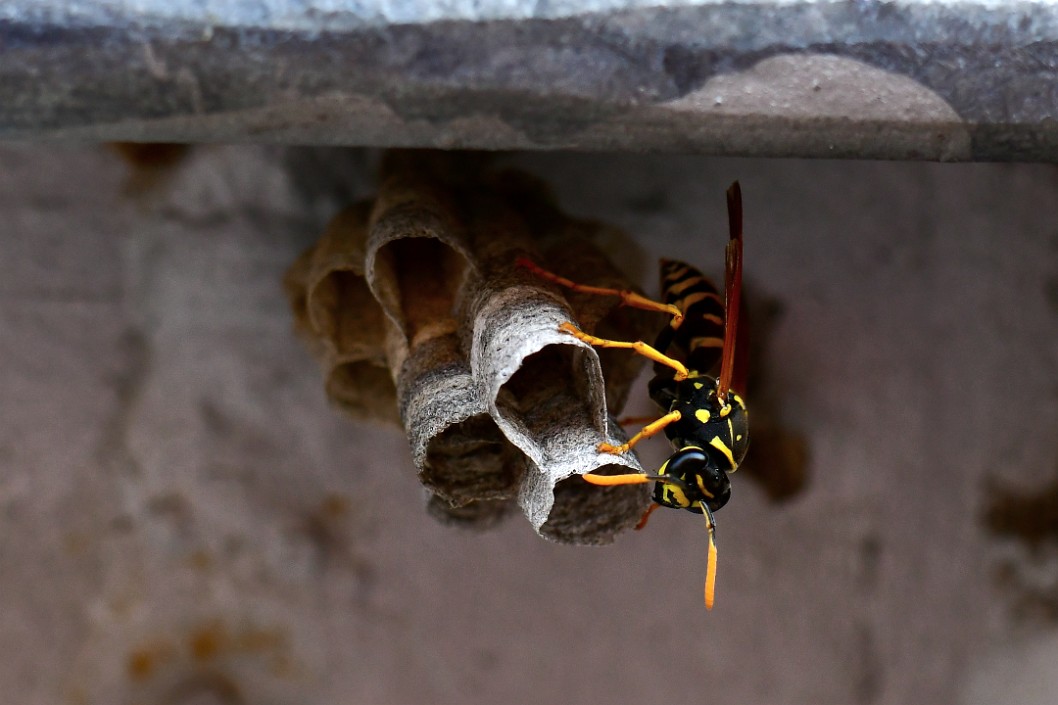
[2,145,1057,704]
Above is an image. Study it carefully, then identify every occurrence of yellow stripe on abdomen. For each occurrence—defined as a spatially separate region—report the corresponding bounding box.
[667,276,711,296]
[676,290,722,310]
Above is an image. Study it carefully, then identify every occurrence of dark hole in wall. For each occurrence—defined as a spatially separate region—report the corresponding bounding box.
[109,142,192,195]
[983,475,1058,552]
[109,142,190,170]
[983,463,1058,622]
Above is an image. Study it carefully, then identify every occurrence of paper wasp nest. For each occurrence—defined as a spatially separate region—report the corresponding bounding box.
[285,152,656,544]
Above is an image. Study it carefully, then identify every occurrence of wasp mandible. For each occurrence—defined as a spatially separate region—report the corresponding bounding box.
[518,182,748,609]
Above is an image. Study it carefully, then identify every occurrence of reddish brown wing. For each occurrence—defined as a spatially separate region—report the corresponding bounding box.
[731,285,751,397]
[717,182,743,401]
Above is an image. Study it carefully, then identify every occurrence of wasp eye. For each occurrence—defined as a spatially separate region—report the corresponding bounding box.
[665,448,732,512]
[667,448,709,478]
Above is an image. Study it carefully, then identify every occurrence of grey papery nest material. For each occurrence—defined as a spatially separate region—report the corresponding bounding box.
[285,152,658,543]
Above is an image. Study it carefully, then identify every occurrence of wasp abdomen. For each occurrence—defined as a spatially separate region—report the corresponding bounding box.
[656,259,726,375]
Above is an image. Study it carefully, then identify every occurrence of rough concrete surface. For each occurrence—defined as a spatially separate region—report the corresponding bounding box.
[2,145,1058,704]
[5,1,1058,160]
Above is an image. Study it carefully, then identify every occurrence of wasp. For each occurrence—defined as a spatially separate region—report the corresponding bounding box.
[517,182,748,609]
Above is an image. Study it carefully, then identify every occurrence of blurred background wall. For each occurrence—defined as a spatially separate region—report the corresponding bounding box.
[1,145,1057,704]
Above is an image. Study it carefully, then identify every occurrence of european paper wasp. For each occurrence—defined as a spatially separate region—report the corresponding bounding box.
[517,182,748,609]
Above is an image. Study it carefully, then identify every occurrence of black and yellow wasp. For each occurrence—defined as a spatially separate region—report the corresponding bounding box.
[518,182,748,609]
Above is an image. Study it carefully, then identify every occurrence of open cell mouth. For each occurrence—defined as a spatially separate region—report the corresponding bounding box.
[309,270,386,352]
[540,464,651,545]
[379,237,467,339]
[325,360,398,423]
[494,343,596,441]
[284,203,399,425]
[534,238,658,416]
[420,413,525,505]
[367,167,472,348]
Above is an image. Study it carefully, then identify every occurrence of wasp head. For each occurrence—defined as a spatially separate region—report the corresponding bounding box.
[653,446,732,513]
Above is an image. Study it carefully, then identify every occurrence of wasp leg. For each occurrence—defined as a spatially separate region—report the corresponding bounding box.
[558,322,689,380]
[581,473,653,486]
[635,502,662,530]
[517,256,683,328]
[598,410,681,454]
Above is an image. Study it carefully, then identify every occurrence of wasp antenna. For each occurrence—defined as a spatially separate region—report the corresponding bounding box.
[717,182,743,403]
[702,502,718,610]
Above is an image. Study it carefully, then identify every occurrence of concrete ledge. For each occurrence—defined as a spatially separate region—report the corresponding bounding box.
[3,1,1058,160]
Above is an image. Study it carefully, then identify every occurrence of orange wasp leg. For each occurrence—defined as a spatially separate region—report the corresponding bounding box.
[581,473,653,487]
[598,410,682,455]
[558,323,689,381]
[635,502,663,530]
[516,256,684,329]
